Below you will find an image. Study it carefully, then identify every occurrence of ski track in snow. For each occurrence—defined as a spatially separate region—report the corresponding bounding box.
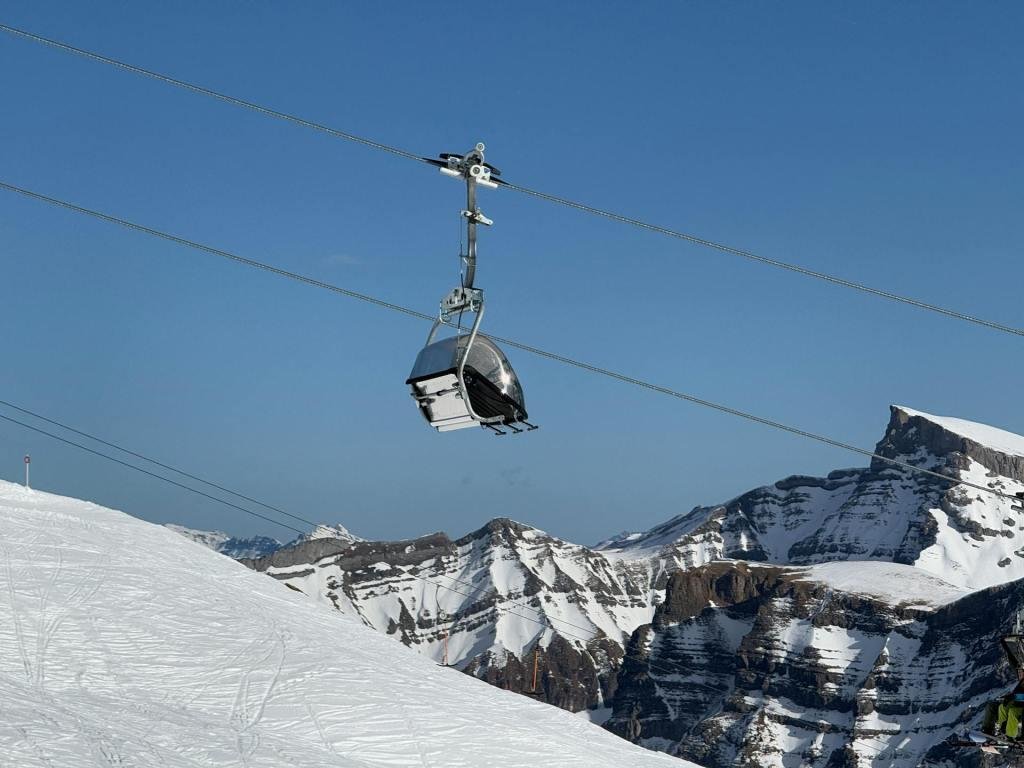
[0,481,690,768]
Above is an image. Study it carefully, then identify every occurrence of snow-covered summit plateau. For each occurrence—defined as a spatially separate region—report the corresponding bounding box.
[0,481,689,767]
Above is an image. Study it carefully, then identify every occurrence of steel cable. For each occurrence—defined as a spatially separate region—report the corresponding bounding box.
[1,178,1018,505]
[1,22,1020,337]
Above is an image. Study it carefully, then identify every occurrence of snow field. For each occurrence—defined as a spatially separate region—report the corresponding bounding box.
[0,480,692,768]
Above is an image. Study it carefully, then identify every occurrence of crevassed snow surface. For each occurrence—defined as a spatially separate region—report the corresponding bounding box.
[0,481,689,768]
[897,405,1024,458]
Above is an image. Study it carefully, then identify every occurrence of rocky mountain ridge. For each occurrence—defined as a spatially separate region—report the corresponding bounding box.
[597,406,1024,591]
[233,405,1024,766]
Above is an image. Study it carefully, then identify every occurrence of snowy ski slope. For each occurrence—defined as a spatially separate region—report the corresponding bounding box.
[0,481,691,768]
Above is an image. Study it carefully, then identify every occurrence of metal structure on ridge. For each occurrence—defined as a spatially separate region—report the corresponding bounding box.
[406,143,536,435]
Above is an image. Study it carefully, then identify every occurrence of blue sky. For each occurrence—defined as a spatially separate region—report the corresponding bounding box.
[1,2,1022,545]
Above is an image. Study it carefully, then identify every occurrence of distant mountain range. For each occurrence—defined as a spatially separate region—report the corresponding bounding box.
[179,405,1024,766]
[165,520,361,560]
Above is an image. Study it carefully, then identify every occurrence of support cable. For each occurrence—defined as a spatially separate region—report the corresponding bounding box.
[0,178,1018,505]
[498,178,1024,338]
[0,24,427,166]
[0,398,319,530]
[0,411,307,537]
[0,23,1020,338]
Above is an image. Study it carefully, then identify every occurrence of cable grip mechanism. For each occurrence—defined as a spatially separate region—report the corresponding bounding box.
[440,286,483,321]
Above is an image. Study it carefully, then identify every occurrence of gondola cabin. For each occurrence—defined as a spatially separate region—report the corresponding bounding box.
[409,142,536,435]
[407,333,529,433]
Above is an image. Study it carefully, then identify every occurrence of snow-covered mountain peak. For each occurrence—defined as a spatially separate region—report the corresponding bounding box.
[461,516,546,542]
[595,405,1024,591]
[294,521,363,544]
[891,405,1024,459]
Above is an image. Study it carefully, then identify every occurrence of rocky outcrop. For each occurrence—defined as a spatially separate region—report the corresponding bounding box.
[243,531,449,575]
[876,408,1024,485]
[605,560,1022,767]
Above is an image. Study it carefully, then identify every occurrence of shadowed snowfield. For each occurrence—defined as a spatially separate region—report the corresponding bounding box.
[0,480,692,767]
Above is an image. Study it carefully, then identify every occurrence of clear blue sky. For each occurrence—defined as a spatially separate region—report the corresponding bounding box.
[1,2,1022,545]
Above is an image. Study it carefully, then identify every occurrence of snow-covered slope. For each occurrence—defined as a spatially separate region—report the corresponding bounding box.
[0,480,689,768]
[293,521,363,545]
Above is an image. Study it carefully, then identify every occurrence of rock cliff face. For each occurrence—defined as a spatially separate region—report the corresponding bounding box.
[240,405,1024,766]
[244,517,656,710]
[605,560,1014,767]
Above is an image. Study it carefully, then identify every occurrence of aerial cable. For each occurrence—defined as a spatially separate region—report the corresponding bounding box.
[498,178,1024,339]
[1,22,1020,338]
[0,178,1020,504]
[0,181,436,324]
[0,398,317,530]
[0,24,427,167]
[0,411,307,537]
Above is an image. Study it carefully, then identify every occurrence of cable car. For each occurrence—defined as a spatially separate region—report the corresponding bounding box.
[407,144,536,436]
